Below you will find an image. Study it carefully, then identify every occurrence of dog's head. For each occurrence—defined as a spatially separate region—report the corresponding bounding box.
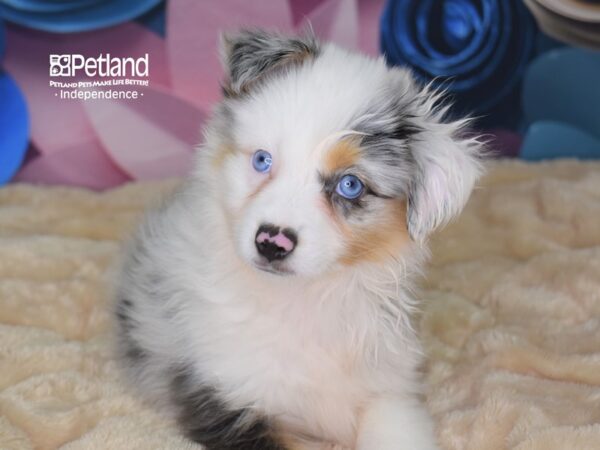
[199,30,483,277]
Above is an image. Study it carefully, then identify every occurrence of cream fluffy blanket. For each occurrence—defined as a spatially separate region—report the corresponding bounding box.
[0,160,599,450]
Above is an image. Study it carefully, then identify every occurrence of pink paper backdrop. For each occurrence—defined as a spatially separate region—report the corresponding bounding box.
[4,0,385,189]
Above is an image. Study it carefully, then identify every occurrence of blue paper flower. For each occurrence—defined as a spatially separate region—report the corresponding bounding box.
[0,16,4,59]
[136,2,165,37]
[0,17,30,186]
[521,120,600,161]
[381,0,537,126]
[0,0,163,33]
[0,74,29,186]
[523,48,600,141]
[521,48,600,160]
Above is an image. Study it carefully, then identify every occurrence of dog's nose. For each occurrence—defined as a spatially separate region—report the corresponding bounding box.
[255,224,297,262]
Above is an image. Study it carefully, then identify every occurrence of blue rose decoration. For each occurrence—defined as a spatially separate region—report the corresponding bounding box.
[0,14,4,59]
[0,18,30,186]
[521,48,600,160]
[381,0,537,126]
[0,0,163,33]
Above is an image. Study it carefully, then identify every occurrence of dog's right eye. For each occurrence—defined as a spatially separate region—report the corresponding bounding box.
[252,150,273,173]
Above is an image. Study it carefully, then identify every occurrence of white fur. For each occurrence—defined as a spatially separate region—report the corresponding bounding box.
[116,40,483,449]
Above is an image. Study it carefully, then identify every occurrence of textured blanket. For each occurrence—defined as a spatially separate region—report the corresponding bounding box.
[0,160,599,450]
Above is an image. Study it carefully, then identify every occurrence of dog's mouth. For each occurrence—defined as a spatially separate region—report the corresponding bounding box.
[252,259,295,276]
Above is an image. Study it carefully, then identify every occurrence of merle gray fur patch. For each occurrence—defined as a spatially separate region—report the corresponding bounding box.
[170,366,284,450]
[115,297,148,363]
[221,29,320,96]
[330,86,424,202]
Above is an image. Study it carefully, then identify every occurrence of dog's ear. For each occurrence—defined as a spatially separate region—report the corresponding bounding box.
[219,29,320,96]
[406,100,484,242]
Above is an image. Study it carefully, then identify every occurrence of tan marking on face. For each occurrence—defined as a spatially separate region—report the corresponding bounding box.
[339,200,410,266]
[318,195,351,236]
[244,174,271,208]
[212,144,237,169]
[322,138,362,174]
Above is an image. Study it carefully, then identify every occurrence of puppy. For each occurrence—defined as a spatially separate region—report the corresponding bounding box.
[114,30,484,450]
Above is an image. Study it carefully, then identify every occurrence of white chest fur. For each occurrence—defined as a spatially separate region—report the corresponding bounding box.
[179,268,422,446]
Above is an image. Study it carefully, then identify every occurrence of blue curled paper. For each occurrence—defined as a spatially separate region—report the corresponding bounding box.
[381,0,537,127]
[0,0,163,33]
[0,73,29,186]
[523,47,600,142]
[0,18,5,60]
[1,0,103,14]
[521,47,600,160]
[521,121,600,161]
[136,2,165,37]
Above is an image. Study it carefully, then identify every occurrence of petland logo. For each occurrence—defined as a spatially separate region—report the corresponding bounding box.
[49,53,149,77]
[48,53,150,100]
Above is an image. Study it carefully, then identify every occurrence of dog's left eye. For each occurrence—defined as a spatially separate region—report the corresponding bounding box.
[252,150,273,173]
[336,174,364,199]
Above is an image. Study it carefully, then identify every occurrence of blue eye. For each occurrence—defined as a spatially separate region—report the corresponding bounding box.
[336,174,364,199]
[252,149,273,173]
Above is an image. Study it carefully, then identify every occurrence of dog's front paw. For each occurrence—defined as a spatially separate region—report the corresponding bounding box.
[356,436,439,450]
[356,397,440,450]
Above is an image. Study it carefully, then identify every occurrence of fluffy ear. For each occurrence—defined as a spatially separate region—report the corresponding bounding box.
[219,29,320,96]
[406,113,484,242]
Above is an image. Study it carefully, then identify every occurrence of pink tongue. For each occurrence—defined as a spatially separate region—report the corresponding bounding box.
[257,232,294,252]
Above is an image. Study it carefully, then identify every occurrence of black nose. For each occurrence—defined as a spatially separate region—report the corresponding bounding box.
[255,224,298,262]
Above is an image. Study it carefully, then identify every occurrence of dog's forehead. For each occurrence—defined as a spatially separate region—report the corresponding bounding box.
[229,45,399,157]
